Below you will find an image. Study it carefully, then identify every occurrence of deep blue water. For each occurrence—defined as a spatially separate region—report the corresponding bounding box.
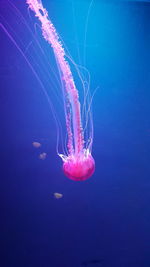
[0,0,150,266]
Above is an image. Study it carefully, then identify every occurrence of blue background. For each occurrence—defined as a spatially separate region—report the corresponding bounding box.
[0,0,150,266]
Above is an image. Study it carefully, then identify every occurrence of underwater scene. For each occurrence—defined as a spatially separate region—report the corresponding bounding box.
[0,0,150,266]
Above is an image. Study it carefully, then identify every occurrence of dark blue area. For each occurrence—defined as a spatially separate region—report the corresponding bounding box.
[0,0,150,266]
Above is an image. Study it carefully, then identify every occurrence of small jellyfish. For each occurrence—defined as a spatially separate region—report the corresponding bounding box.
[32,141,41,148]
[53,192,63,199]
[39,152,47,160]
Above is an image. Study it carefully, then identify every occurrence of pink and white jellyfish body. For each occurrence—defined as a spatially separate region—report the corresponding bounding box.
[26,0,95,181]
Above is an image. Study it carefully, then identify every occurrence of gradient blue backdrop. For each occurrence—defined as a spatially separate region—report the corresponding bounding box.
[0,0,150,266]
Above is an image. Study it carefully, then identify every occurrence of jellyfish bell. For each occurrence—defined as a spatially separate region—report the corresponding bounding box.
[63,155,95,181]
[60,149,95,181]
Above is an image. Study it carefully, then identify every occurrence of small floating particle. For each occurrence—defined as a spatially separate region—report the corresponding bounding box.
[32,141,41,148]
[39,152,47,160]
[54,192,63,199]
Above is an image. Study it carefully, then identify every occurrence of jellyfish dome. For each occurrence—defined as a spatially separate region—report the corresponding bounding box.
[63,150,95,181]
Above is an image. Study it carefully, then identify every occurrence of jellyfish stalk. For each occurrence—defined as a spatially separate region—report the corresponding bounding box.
[26,0,95,181]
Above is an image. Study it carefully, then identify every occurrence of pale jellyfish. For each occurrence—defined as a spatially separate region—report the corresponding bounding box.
[32,141,41,148]
[53,192,63,199]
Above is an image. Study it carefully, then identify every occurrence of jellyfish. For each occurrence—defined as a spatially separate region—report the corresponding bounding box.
[26,0,95,181]
[39,152,47,160]
[53,192,63,199]
[32,141,41,148]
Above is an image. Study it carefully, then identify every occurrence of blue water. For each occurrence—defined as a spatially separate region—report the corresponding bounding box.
[0,0,150,266]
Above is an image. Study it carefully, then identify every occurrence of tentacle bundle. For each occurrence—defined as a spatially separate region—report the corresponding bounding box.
[26,0,95,181]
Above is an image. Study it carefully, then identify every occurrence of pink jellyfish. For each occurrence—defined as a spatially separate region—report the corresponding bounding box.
[26,0,95,181]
